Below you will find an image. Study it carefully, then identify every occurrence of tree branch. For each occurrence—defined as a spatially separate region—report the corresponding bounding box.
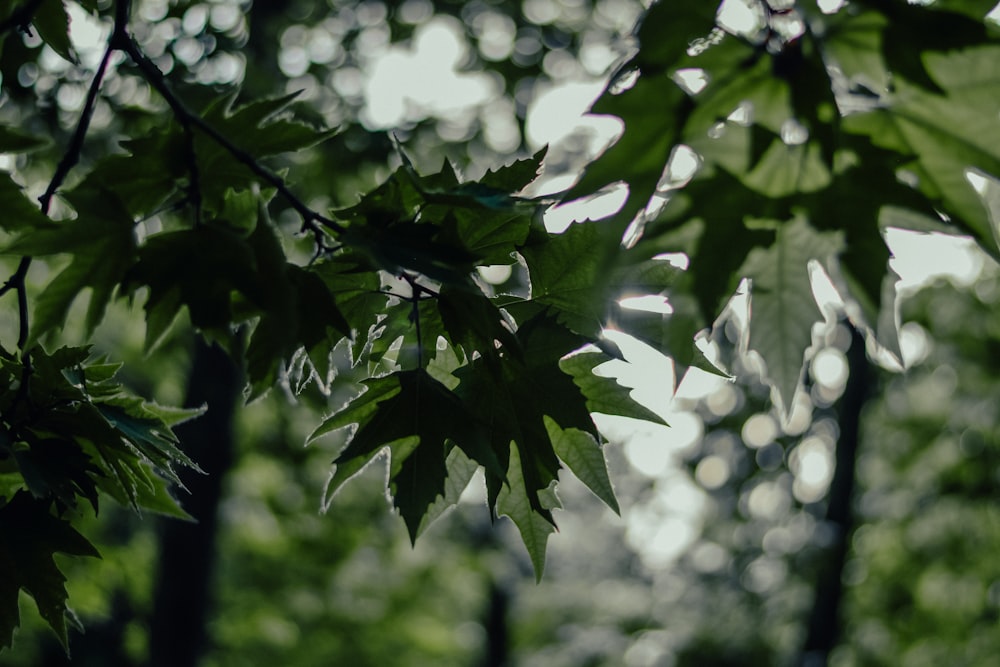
[39,42,116,214]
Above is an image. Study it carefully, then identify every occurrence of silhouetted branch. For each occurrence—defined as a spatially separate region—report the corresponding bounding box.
[39,42,116,214]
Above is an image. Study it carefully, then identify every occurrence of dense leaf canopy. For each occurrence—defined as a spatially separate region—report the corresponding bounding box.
[1,0,999,657]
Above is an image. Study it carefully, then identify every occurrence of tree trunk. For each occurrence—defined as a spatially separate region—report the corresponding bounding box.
[148,338,241,667]
[798,325,872,665]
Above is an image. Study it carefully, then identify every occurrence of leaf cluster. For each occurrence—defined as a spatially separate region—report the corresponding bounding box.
[567,0,1000,413]
[1,0,999,653]
[0,345,201,649]
[308,147,668,578]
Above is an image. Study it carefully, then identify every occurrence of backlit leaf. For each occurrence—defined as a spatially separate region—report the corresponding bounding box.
[742,218,844,414]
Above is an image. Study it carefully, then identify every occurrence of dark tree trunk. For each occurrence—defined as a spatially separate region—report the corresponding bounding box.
[480,580,510,667]
[148,338,241,667]
[798,325,872,666]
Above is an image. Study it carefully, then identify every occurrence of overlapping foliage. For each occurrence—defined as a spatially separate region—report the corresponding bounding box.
[1,0,998,652]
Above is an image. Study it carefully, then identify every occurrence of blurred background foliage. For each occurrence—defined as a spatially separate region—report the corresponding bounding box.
[3,0,1000,665]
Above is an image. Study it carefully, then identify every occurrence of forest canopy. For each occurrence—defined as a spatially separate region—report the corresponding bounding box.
[1,0,999,663]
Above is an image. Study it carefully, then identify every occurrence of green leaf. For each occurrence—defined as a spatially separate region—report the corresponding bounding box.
[741,218,844,414]
[95,396,201,484]
[631,1,720,71]
[563,73,688,226]
[11,438,101,512]
[647,171,776,323]
[243,213,349,398]
[312,370,496,542]
[861,0,995,94]
[844,45,1000,255]
[479,146,548,192]
[415,446,481,538]
[497,442,559,582]
[438,206,534,265]
[2,187,137,344]
[544,416,619,514]
[32,0,78,64]
[437,285,520,360]
[311,259,387,353]
[134,471,195,520]
[0,126,49,153]
[309,374,403,444]
[0,173,50,233]
[125,225,261,336]
[804,138,942,357]
[203,92,337,158]
[0,493,99,651]
[90,131,188,221]
[820,8,892,94]
[519,219,623,338]
[7,347,202,514]
[455,313,593,519]
[558,349,667,426]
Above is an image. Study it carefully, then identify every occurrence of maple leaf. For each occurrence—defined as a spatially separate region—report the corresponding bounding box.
[310,369,498,541]
[2,186,137,345]
[742,218,844,415]
[0,493,99,651]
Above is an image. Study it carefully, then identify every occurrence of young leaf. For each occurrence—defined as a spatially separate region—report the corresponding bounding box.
[742,218,844,415]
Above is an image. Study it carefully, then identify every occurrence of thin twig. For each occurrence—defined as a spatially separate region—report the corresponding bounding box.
[38,42,116,214]
[11,257,31,350]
